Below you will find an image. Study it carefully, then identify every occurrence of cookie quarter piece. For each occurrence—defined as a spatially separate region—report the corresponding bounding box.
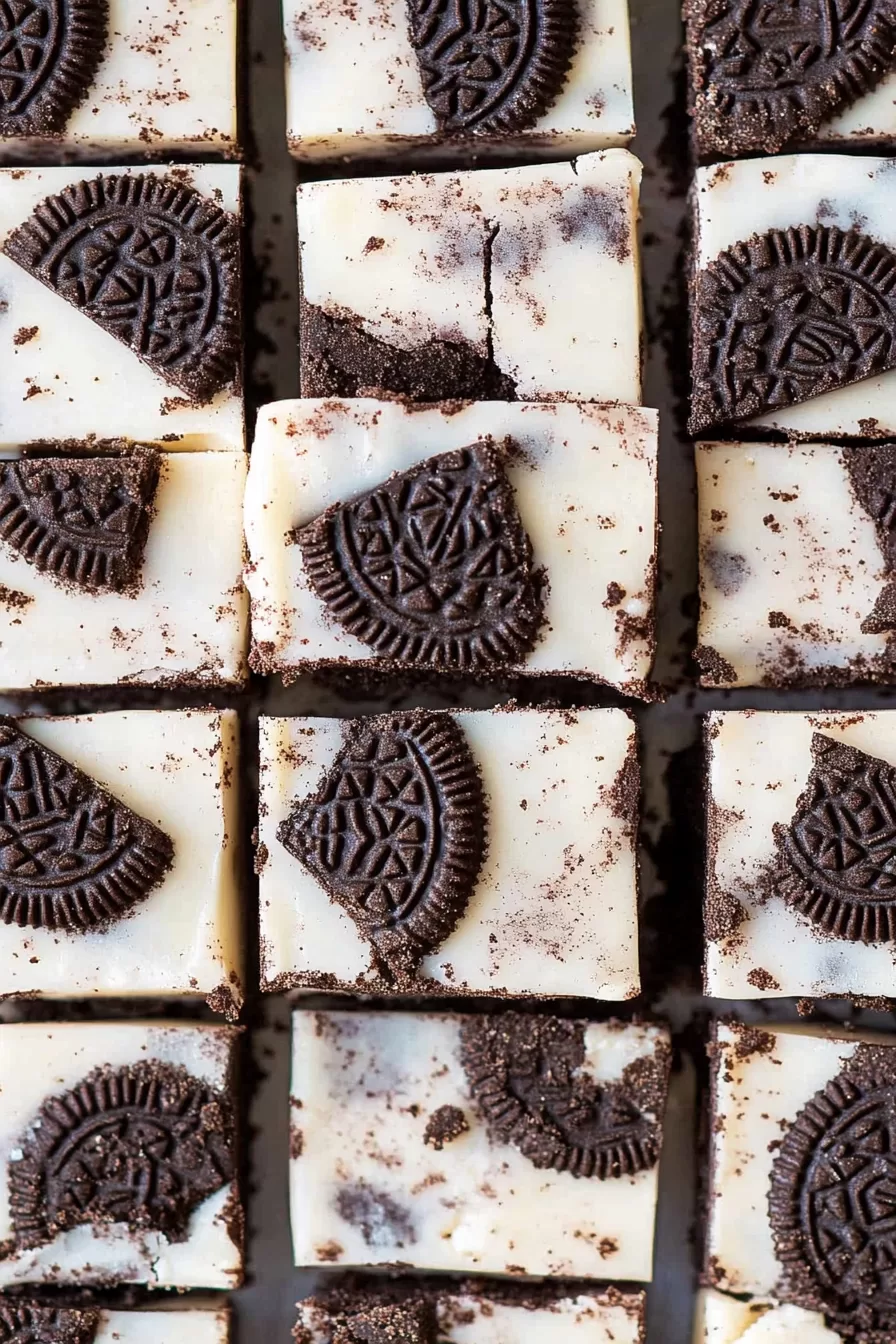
[290,1009,670,1278]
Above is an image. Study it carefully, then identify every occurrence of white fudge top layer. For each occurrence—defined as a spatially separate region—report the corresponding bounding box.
[705,711,896,999]
[0,0,237,157]
[696,1290,840,1344]
[0,451,248,690]
[290,1011,669,1278]
[696,442,891,687]
[259,708,640,998]
[284,0,634,158]
[0,1020,240,1288]
[693,154,896,438]
[297,150,642,403]
[298,1291,644,1344]
[245,399,657,691]
[708,1022,894,1297]
[96,1310,230,1344]
[0,711,242,1005]
[0,166,243,450]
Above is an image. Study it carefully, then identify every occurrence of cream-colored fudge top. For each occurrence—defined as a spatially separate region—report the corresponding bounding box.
[696,1290,840,1344]
[297,150,643,404]
[290,1010,670,1279]
[259,708,640,999]
[0,165,243,450]
[0,1020,240,1289]
[705,710,896,1000]
[245,399,657,693]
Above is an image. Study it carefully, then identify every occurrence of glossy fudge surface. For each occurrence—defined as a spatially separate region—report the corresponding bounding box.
[0,710,242,1010]
[704,711,896,1001]
[0,1020,241,1288]
[0,448,247,690]
[0,166,243,450]
[259,708,640,998]
[290,1009,670,1278]
[283,0,634,162]
[298,151,642,404]
[696,442,896,689]
[245,399,657,695]
[0,0,238,160]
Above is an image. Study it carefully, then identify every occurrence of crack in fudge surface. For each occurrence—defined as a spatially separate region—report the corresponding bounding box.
[0,0,109,138]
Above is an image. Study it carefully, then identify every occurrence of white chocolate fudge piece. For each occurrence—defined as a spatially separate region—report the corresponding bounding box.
[298,151,642,404]
[0,1305,230,1344]
[0,1019,241,1287]
[245,399,657,694]
[0,166,243,451]
[694,1290,840,1344]
[0,710,242,1011]
[0,0,237,160]
[705,710,896,1001]
[696,442,896,688]
[690,154,896,439]
[290,1009,670,1277]
[0,449,247,690]
[298,1283,645,1344]
[258,707,640,998]
[706,1021,896,1333]
[283,0,634,163]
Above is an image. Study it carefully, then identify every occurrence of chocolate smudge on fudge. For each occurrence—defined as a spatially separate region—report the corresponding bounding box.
[690,224,896,435]
[334,1181,416,1250]
[8,1059,234,1249]
[0,1302,99,1344]
[769,732,896,942]
[685,0,896,161]
[0,0,109,139]
[422,1104,469,1151]
[843,443,896,632]
[769,1043,896,1336]
[297,441,546,672]
[300,299,517,401]
[460,1012,666,1178]
[0,717,174,932]
[408,0,578,136]
[3,174,241,404]
[0,447,159,593]
[694,643,738,685]
[278,712,486,983]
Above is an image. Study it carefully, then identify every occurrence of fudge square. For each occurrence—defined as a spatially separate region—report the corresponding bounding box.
[689,154,896,441]
[706,1021,896,1340]
[0,446,247,691]
[0,1019,241,1288]
[696,442,896,690]
[258,707,641,998]
[0,166,243,451]
[245,399,658,695]
[695,1289,839,1344]
[290,1009,671,1278]
[0,710,242,1012]
[283,0,634,164]
[296,1280,646,1344]
[0,1305,230,1344]
[685,0,896,162]
[705,710,896,1001]
[297,150,642,404]
[0,0,238,160]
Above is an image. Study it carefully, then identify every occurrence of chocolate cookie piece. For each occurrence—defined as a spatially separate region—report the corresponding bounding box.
[772,732,896,942]
[844,443,896,632]
[8,1059,234,1249]
[422,1104,469,1150]
[460,1012,663,1178]
[690,224,896,435]
[686,0,896,160]
[0,718,174,932]
[334,1303,436,1344]
[278,713,485,982]
[769,1046,896,1335]
[0,448,159,593]
[3,174,240,404]
[0,0,109,138]
[408,0,578,135]
[0,1304,99,1344]
[298,442,545,672]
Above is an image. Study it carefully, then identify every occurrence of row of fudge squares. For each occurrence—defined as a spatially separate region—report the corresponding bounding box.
[0,153,644,447]
[0,705,641,1004]
[0,400,658,694]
